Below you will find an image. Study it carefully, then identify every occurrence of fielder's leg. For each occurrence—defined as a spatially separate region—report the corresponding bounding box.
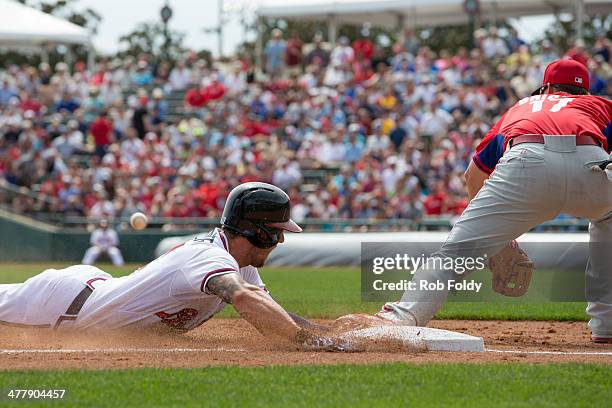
[586,214,612,340]
[562,144,612,341]
[82,246,101,265]
[107,247,125,266]
[380,143,562,326]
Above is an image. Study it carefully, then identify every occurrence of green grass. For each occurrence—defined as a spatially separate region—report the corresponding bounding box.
[1,364,610,407]
[0,263,588,321]
[0,264,603,407]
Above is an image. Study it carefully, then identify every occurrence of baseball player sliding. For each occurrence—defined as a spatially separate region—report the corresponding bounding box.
[82,219,125,266]
[340,59,612,343]
[0,183,346,351]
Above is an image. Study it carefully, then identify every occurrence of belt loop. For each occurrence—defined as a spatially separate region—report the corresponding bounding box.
[543,135,576,152]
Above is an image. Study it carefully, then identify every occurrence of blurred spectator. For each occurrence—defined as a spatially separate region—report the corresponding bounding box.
[330,36,355,67]
[352,36,374,61]
[306,34,330,67]
[0,79,18,106]
[420,99,453,141]
[593,34,611,63]
[52,120,85,158]
[482,27,509,59]
[224,61,247,96]
[169,60,192,90]
[121,127,144,162]
[286,32,304,75]
[540,40,559,65]
[506,28,526,52]
[55,91,80,113]
[400,28,420,55]
[566,39,589,66]
[265,29,287,78]
[132,60,154,86]
[90,110,114,158]
[131,92,149,139]
[272,159,302,191]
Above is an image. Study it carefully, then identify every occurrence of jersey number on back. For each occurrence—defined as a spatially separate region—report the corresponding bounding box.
[529,97,574,113]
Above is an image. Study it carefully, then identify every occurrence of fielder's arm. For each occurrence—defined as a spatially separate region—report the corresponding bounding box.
[207,273,300,342]
[464,160,489,201]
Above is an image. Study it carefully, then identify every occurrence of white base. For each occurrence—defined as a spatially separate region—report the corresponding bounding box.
[342,326,485,353]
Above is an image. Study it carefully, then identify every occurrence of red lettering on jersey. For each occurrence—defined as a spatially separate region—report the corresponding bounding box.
[155,308,199,330]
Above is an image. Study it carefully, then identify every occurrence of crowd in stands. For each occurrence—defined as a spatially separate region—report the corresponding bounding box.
[0,26,610,229]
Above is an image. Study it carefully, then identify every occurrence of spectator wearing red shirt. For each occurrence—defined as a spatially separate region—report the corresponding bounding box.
[286,34,304,75]
[205,79,226,101]
[90,61,109,86]
[90,110,114,158]
[352,37,374,61]
[185,86,208,108]
[423,181,449,216]
[195,181,223,212]
[184,79,225,108]
[19,91,42,115]
[241,115,273,137]
[164,196,191,217]
[566,39,589,67]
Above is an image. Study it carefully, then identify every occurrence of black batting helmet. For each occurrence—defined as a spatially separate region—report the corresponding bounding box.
[221,182,302,248]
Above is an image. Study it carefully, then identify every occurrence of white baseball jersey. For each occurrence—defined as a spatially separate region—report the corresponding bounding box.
[0,229,265,331]
[74,228,265,331]
[90,228,119,249]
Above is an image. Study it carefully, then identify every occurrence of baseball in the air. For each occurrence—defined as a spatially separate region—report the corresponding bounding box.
[130,212,148,230]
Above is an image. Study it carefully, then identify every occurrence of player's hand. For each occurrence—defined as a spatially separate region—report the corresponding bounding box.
[332,313,397,333]
[296,329,360,352]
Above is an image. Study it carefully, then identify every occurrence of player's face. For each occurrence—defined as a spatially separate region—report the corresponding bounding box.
[249,231,284,267]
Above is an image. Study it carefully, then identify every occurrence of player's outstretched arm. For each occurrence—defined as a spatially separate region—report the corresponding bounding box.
[261,288,330,332]
[287,312,330,332]
[207,273,351,351]
[207,273,300,342]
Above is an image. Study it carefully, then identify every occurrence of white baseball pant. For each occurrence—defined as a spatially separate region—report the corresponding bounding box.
[0,265,112,328]
[82,246,125,266]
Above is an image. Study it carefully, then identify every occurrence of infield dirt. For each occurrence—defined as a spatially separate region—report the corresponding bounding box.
[1,319,610,370]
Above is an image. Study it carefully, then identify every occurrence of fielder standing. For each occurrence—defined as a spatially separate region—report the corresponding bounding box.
[345,59,612,343]
[82,219,125,266]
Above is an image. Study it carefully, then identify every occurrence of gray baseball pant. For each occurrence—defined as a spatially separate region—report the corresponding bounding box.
[380,136,612,337]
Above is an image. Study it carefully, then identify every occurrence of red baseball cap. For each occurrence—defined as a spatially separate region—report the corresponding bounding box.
[531,59,590,95]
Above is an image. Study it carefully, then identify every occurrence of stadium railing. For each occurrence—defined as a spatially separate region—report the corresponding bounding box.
[0,180,589,232]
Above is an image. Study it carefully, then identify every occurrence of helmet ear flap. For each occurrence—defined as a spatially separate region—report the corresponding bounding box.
[224,221,279,248]
[247,223,281,249]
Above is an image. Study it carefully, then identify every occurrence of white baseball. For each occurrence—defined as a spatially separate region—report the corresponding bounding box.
[130,212,148,230]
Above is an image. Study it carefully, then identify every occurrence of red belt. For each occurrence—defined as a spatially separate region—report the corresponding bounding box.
[510,134,601,148]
